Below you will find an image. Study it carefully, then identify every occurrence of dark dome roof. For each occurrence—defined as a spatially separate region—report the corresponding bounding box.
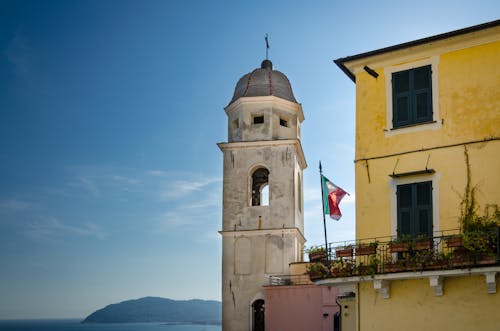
[227,60,297,107]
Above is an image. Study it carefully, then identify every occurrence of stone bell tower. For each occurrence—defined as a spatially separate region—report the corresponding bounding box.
[218,59,307,331]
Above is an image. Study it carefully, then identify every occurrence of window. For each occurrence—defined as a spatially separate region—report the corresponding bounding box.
[253,115,264,124]
[279,117,288,127]
[251,167,269,206]
[392,65,432,128]
[397,181,432,238]
[384,57,440,136]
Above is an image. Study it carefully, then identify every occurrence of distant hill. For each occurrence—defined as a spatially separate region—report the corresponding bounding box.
[82,297,221,324]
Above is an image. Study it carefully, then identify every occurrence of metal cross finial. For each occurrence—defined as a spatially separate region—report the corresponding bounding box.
[265,33,269,60]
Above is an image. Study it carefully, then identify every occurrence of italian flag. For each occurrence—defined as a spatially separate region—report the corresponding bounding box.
[321,175,347,220]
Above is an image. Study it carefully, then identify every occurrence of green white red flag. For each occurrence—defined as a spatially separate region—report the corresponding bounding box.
[321,175,347,220]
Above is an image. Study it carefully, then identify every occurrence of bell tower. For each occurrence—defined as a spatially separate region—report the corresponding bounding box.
[218,59,307,331]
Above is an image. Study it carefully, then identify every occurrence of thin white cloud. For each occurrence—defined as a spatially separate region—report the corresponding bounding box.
[159,177,221,201]
[0,199,34,213]
[25,217,105,241]
[147,170,169,177]
[69,177,101,197]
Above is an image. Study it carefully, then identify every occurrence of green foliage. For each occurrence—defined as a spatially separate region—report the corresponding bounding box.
[459,146,499,256]
[389,234,412,244]
[306,246,326,255]
[307,262,329,275]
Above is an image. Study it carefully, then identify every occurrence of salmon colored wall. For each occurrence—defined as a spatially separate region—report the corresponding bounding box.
[264,285,339,331]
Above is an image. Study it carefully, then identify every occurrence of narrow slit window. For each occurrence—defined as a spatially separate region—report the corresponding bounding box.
[279,118,288,127]
[253,115,264,124]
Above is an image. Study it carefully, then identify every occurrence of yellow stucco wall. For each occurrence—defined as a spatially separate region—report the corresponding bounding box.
[349,28,500,330]
[354,38,500,240]
[359,277,500,331]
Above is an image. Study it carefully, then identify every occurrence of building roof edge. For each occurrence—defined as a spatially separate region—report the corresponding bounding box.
[334,19,500,83]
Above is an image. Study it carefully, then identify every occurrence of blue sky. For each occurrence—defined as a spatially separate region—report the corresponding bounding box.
[0,0,498,319]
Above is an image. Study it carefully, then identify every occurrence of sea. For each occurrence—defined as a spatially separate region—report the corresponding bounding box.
[0,320,221,331]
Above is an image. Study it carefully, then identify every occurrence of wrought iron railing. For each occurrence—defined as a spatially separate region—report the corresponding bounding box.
[307,228,500,279]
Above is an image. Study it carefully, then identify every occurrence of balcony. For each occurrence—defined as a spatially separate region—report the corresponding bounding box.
[307,229,500,297]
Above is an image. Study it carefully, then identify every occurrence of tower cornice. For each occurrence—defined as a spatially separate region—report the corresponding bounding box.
[219,227,306,243]
[217,139,307,169]
[224,95,304,122]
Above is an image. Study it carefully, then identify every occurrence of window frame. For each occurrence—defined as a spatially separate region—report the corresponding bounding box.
[390,173,440,239]
[384,57,441,136]
[396,181,433,238]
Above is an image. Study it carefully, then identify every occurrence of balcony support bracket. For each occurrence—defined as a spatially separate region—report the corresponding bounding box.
[484,271,497,294]
[429,275,443,296]
[373,279,390,299]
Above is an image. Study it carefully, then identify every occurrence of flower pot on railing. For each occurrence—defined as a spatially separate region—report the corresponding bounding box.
[424,260,449,270]
[389,242,410,253]
[383,263,406,273]
[307,262,328,281]
[309,251,327,262]
[335,248,353,258]
[330,260,352,277]
[451,254,471,267]
[445,235,463,248]
[307,247,327,262]
[475,255,497,266]
[413,240,432,251]
[355,244,378,256]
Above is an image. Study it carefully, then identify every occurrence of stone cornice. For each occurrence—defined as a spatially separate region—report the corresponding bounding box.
[316,266,500,298]
[217,139,307,169]
[224,95,304,122]
[219,227,306,242]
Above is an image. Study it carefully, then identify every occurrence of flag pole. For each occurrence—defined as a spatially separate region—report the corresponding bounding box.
[319,161,329,263]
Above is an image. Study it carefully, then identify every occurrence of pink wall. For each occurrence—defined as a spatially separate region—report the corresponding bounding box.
[264,285,339,331]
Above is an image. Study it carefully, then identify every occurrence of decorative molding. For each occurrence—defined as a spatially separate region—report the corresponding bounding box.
[217,139,307,170]
[429,275,443,296]
[219,227,306,243]
[316,266,500,297]
[224,95,304,122]
[485,271,497,294]
[373,279,390,299]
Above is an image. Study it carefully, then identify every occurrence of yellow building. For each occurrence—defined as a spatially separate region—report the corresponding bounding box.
[317,20,500,331]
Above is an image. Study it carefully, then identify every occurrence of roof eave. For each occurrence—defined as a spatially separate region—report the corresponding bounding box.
[334,19,500,83]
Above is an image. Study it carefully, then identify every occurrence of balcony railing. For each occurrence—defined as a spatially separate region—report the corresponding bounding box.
[307,228,500,280]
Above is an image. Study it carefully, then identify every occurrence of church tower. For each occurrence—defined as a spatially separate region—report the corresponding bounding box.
[218,59,307,331]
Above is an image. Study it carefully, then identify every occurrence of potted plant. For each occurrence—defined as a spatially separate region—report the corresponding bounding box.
[388,235,412,253]
[355,255,379,276]
[355,241,378,256]
[335,245,353,258]
[383,259,407,273]
[307,246,327,262]
[307,262,328,280]
[413,235,432,251]
[330,259,352,277]
[424,252,451,270]
[444,234,463,248]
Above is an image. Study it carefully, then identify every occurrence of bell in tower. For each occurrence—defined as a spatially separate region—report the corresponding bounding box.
[218,59,307,331]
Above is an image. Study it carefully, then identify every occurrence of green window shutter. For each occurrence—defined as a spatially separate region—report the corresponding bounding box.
[397,184,413,237]
[397,181,433,238]
[415,181,432,237]
[392,70,411,127]
[412,65,432,123]
[392,65,433,128]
